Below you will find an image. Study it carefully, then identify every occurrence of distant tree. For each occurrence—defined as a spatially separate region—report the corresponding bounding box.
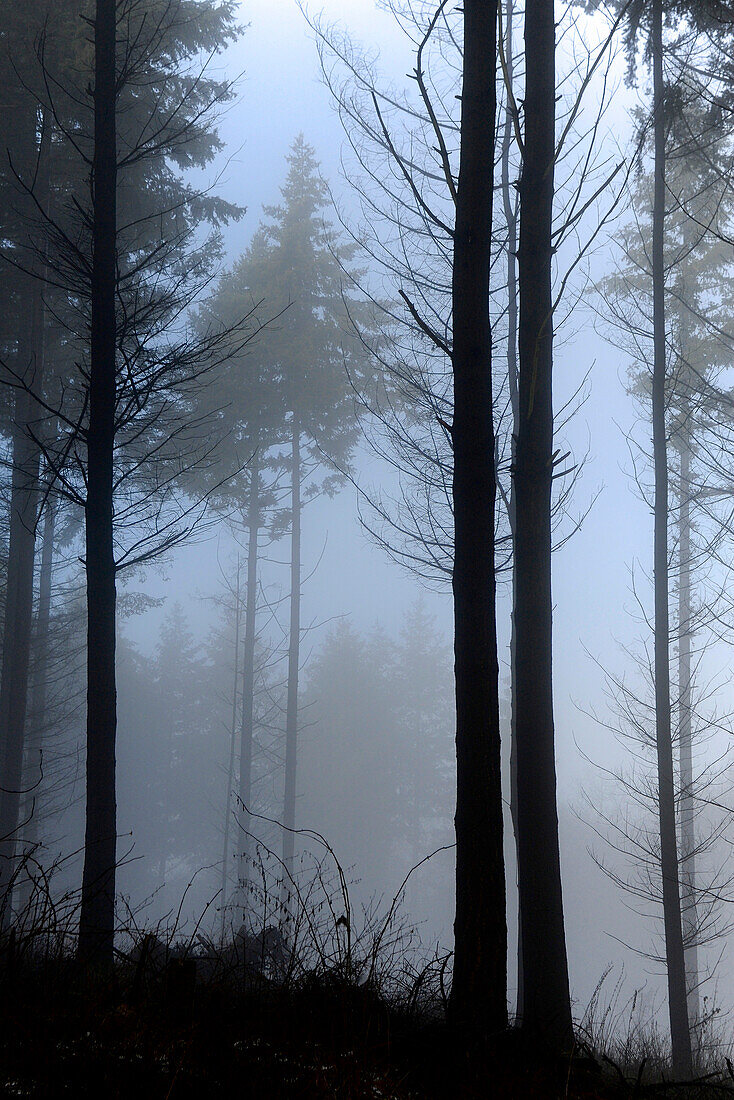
[201,579,283,917]
[300,621,400,892]
[392,599,454,866]
[300,607,454,906]
[599,89,734,1049]
[192,229,289,897]
[207,137,375,891]
[117,602,242,910]
[152,605,209,884]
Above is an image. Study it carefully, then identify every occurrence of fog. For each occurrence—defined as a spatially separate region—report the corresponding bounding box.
[2,0,733,1083]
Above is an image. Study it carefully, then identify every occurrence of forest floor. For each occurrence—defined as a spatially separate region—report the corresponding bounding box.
[0,955,732,1099]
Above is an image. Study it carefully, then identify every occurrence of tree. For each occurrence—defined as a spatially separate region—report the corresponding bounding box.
[299,608,455,919]
[393,599,454,866]
[0,20,57,910]
[192,229,290,899]
[0,2,95,906]
[300,620,401,892]
[598,81,734,1052]
[587,0,734,1071]
[206,138,373,892]
[513,0,574,1048]
[312,0,623,1039]
[15,493,57,915]
[0,0,245,963]
[648,2,692,1069]
[77,0,119,964]
[259,138,369,885]
[447,0,506,1037]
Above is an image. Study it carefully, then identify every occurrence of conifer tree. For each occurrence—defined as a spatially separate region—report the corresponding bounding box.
[200,137,373,891]
[0,0,244,962]
[600,90,734,1055]
[585,0,733,1070]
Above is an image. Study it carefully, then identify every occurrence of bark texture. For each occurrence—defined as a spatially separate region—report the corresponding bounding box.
[448,0,507,1037]
[500,0,523,1020]
[78,0,118,966]
[514,0,572,1047]
[238,461,259,893]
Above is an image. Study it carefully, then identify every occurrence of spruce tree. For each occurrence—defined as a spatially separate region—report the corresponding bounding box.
[199,137,374,892]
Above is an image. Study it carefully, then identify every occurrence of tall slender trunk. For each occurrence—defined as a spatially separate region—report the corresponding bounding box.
[677,431,697,1027]
[221,558,240,940]
[282,424,300,890]
[448,0,507,1037]
[238,460,259,895]
[78,0,118,966]
[500,0,522,1020]
[0,388,43,915]
[17,496,56,915]
[514,0,572,1047]
[650,1,691,1074]
[0,112,51,915]
[156,718,171,887]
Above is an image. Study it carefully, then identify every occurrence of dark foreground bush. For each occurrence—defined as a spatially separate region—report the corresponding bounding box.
[2,847,732,1096]
[2,937,731,1099]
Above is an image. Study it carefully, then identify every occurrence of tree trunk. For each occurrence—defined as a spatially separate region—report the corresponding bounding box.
[448,0,507,1038]
[238,459,259,895]
[0,389,43,917]
[650,1,692,1075]
[17,496,56,916]
[500,0,522,1021]
[282,424,300,892]
[514,0,572,1047]
[677,431,698,1028]
[0,113,51,917]
[78,0,118,966]
[221,558,240,940]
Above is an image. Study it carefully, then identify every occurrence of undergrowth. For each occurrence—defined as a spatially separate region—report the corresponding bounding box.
[2,843,734,1096]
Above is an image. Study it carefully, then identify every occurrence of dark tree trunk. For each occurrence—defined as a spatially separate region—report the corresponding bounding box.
[500,0,522,1020]
[677,430,697,1027]
[282,424,300,890]
[78,0,118,966]
[0,113,51,915]
[448,0,507,1037]
[650,0,692,1073]
[238,459,259,894]
[17,496,56,914]
[514,0,572,1047]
